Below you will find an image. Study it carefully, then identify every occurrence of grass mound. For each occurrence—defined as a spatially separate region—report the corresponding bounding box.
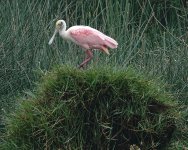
[1,66,177,149]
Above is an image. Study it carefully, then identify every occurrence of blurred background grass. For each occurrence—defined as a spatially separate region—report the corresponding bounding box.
[0,0,188,149]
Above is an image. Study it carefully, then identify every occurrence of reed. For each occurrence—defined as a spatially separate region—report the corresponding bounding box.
[0,0,187,149]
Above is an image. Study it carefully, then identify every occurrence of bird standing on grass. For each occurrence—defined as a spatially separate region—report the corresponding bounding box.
[49,20,118,68]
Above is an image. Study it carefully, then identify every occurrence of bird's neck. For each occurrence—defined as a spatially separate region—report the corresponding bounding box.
[59,28,66,34]
[58,21,69,39]
[59,28,68,39]
[60,22,66,33]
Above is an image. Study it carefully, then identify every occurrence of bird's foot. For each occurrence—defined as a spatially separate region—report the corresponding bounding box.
[78,64,87,69]
[78,50,93,69]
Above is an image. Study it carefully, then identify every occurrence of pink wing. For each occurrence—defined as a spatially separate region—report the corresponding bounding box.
[68,26,118,50]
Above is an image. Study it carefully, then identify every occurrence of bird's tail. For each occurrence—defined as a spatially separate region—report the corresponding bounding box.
[104,36,118,49]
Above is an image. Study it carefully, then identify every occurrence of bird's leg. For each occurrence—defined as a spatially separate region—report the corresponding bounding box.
[79,50,93,69]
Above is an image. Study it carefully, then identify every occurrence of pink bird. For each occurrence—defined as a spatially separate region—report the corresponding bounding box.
[49,20,118,68]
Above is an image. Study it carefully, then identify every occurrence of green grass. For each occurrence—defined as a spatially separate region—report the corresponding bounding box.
[0,66,178,149]
[0,0,188,149]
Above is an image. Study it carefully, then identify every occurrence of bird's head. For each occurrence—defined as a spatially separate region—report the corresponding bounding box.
[55,20,66,30]
[48,20,66,45]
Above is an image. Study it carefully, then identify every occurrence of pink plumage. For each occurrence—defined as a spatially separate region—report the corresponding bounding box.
[68,26,118,50]
[49,20,118,68]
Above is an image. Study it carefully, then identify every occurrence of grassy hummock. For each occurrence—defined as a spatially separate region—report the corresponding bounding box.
[1,66,177,149]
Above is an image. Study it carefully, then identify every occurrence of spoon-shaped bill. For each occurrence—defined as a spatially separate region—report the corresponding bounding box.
[48,29,57,45]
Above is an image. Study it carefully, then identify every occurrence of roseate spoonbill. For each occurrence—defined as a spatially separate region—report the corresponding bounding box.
[48,20,118,68]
